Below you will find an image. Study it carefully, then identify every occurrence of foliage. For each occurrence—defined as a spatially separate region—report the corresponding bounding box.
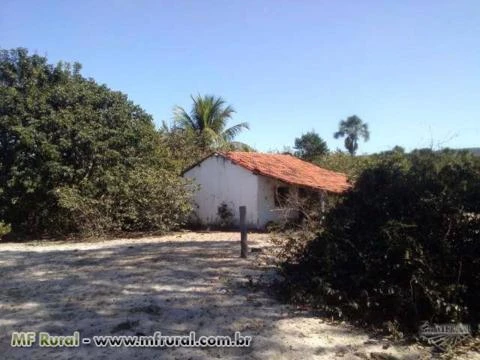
[315,151,376,179]
[173,94,249,150]
[224,141,256,152]
[0,48,192,237]
[54,167,193,236]
[315,147,406,180]
[294,130,329,161]
[334,115,370,156]
[159,123,255,175]
[216,202,234,228]
[160,125,212,173]
[270,188,335,260]
[280,149,480,332]
[0,221,11,237]
[269,185,347,268]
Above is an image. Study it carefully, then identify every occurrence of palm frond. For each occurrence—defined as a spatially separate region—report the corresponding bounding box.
[173,105,198,131]
[160,120,170,132]
[334,115,369,155]
[222,122,250,141]
[334,130,345,139]
[173,94,248,148]
[219,105,235,118]
[361,123,370,141]
[190,94,208,131]
[207,97,229,132]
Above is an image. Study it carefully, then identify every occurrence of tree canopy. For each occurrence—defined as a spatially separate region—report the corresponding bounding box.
[173,94,249,149]
[294,130,329,161]
[334,115,370,156]
[0,48,191,236]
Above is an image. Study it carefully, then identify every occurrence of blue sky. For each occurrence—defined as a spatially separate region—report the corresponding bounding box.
[1,0,479,153]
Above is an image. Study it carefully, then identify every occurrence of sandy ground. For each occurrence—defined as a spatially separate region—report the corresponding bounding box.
[0,231,478,360]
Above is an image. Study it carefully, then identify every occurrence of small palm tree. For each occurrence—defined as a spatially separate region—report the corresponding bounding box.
[173,94,249,149]
[334,115,370,156]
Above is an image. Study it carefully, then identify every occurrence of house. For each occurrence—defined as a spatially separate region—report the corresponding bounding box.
[182,152,350,229]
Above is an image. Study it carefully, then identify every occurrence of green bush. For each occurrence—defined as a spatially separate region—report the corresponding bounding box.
[54,167,192,236]
[0,48,192,237]
[314,146,406,180]
[280,149,480,332]
[0,221,11,237]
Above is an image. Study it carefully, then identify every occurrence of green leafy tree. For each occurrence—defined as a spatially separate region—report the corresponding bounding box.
[0,48,191,236]
[281,149,480,332]
[173,94,249,149]
[294,131,329,161]
[334,115,370,156]
[159,123,212,173]
[315,146,407,180]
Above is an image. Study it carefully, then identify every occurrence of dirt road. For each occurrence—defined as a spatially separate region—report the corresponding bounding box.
[0,232,468,359]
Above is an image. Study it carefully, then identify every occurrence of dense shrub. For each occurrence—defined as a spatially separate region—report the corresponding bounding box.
[0,221,11,237]
[159,126,212,173]
[216,202,234,228]
[314,146,406,180]
[54,167,193,236]
[280,149,480,332]
[0,48,192,237]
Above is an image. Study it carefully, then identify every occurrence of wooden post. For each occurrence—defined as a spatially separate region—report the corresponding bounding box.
[239,206,248,258]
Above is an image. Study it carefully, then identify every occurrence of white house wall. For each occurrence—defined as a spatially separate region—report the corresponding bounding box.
[256,176,297,225]
[183,155,260,227]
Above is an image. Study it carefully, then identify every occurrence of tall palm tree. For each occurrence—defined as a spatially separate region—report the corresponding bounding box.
[334,115,370,156]
[173,94,249,149]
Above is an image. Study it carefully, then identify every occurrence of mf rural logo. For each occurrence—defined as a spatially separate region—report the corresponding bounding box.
[419,322,472,351]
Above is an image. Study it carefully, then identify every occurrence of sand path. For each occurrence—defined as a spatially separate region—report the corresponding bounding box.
[0,232,474,359]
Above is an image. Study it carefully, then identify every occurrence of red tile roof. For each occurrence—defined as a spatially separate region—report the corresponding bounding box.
[219,152,350,193]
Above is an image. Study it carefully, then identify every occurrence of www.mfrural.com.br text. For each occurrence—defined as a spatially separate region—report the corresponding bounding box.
[11,331,252,348]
